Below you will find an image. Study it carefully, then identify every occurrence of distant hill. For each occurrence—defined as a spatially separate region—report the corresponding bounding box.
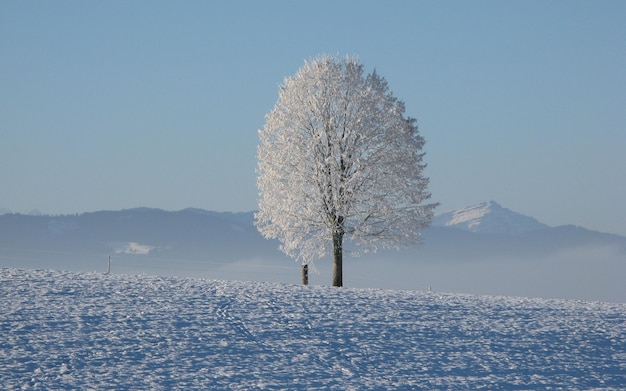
[1,202,625,302]
[432,200,548,234]
[425,201,626,259]
[0,208,290,280]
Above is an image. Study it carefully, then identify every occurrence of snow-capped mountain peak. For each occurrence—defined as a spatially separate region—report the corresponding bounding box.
[432,201,549,235]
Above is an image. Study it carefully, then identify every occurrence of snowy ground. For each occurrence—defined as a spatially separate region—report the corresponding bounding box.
[1,268,625,390]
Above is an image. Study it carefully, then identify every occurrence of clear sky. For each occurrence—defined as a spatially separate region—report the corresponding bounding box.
[2,1,625,236]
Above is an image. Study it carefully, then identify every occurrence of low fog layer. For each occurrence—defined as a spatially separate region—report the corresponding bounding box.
[1,203,624,302]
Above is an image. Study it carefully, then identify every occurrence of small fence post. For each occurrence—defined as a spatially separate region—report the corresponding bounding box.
[107,254,111,274]
[301,264,308,285]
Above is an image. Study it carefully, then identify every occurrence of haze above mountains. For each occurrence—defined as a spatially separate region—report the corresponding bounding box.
[1,201,624,303]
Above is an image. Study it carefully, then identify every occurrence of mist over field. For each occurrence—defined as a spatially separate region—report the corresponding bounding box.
[1,201,625,302]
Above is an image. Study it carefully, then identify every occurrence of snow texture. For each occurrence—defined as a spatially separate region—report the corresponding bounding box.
[2,268,624,390]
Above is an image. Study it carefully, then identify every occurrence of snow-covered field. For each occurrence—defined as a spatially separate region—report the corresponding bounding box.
[2,268,625,390]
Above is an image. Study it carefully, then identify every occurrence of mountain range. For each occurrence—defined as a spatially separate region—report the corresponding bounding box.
[1,201,624,302]
[432,200,549,234]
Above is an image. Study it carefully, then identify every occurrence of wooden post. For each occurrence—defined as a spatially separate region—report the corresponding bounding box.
[301,264,308,285]
[107,254,111,274]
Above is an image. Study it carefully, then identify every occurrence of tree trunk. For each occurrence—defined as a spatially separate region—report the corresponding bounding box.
[332,230,344,287]
[301,264,308,285]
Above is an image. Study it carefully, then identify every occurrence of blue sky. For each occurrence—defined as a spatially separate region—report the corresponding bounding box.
[1,1,625,236]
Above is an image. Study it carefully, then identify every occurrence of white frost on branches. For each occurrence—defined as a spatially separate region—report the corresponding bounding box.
[256,55,437,265]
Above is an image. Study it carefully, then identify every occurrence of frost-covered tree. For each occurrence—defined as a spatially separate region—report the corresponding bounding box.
[256,55,437,287]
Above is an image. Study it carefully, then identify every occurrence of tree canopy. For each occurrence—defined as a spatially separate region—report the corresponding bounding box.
[256,55,437,286]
